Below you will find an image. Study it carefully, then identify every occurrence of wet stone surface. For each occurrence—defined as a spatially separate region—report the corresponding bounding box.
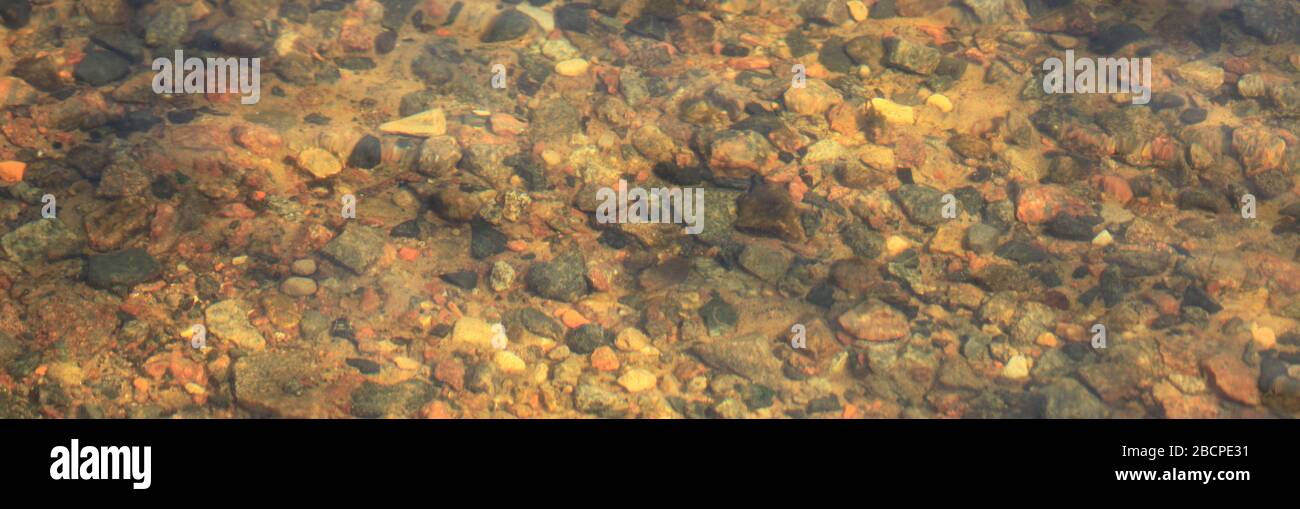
[0,0,1295,420]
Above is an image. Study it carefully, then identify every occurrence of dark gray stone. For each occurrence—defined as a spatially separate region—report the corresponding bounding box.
[738,243,791,283]
[799,0,848,25]
[965,222,1001,254]
[893,184,947,227]
[883,37,940,75]
[842,223,884,259]
[86,248,160,289]
[74,50,130,86]
[212,19,268,57]
[565,323,609,354]
[525,250,589,302]
[1040,377,1108,418]
[470,219,508,260]
[347,135,382,169]
[321,225,386,274]
[690,333,785,387]
[482,9,535,43]
[1089,23,1147,55]
[0,0,31,29]
[2,219,83,263]
[350,380,434,418]
[699,295,739,336]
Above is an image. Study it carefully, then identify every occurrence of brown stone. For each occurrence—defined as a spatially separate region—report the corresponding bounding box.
[838,300,909,341]
[1202,353,1261,406]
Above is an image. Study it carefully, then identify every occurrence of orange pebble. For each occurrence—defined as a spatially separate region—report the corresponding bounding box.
[788,179,808,203]
[0,161,26,183]
[842,404,860,419]
[421,400,456,419]
[506,240,528,252]
[398,247,419,261]
[590,346,619,372]
[557,308,590,329]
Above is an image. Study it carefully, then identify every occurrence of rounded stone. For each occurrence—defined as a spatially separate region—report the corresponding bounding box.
[291,259,317,276]
[281,277,318,297]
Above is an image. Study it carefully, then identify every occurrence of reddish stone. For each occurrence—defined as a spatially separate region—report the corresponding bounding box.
[894,134,927,169]
[590,346,619,372]
[420,400,457,419]
[1016,184,1091,225]
[768,125,810,154]
[587,264,611,292]
[728,56,771,70]
[1202,354,1260,406]
[2,116,52,151]
[1222,57,1253,75]
[1059,123,1115,159]
[1249,252,1300,294]
[827,101,864,137]
[150,203,177,239]
[338,20,377,52]
[838,301,909,341]
[217,203,257,219]
[433,356,465,391]
[1232,126,1286,175]
[232,125,283,156]
[1150,292,1180,316]
[142,350,208,387]
[1149,134,1178,164]
[0,161,25,183]
[708,130,775,176]
[0,77,39,108]
[490,113,528,136]
[1097,175,1132,204]
[1042,290,1070,310]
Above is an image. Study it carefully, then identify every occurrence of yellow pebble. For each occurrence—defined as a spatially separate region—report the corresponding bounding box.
[618,369,658,393]
[1251,325,1276,349]
[555,58,590,77]
[494,350,526,374]
[926,93,953,113]
[847,0,869,21]
[885,235,912,257]
[870,97,915,125]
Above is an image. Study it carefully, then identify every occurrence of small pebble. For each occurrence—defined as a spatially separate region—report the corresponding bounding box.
[555,58,590,77]
[618,369,657,392]
[926,93,953,113]
[291,259,317,276]
[885,235,912,257]
[494,350,526,374]
[615,328,650,352]
[490,261,516,292]
[1251,325,1276,349]
[590,345,619,371]
[1002,355,1031,380]
[847,0,869,21]
[281,277,318,296]
[1179,107,1208,125]
[870,97,915,125]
